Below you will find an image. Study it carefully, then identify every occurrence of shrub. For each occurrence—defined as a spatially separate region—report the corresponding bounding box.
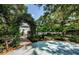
[29,34,43,42]
[0,44,4,52]
[10,36,21,47]
[68,35,79,43]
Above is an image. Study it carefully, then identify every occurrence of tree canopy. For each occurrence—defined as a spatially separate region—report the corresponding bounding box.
[36,4,79,32]
[0,4,35,50]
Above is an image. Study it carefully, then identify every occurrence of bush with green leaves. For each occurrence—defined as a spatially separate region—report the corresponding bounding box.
[0,44,4,52]
[45,34,65,41]
[29,34,44,42]
[68,35,79,43]
[10,36,21,47]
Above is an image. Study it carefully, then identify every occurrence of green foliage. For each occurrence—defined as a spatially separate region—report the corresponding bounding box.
[36,4,79,32]
[45,34,65,40]
[0,44,4,49]
[35,4,79,43]
[0,44,4,52]
[0,4,26,36]
[31,34,42,39]
[68,35,79,43]
[11,36,21,47]
[30,34,42,42]
[0,4,36,50]
[0,4,28,49]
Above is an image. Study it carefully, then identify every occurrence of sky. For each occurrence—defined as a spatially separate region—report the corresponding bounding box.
[27,4,44,20]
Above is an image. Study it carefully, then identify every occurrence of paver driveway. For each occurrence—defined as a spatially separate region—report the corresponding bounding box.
[8,41,79,55]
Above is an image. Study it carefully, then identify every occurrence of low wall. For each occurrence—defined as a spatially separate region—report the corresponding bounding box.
[37,32,62,35]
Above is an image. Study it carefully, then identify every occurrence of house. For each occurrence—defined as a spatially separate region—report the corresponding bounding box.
[19,22,31,39]
[17,14,36,42]
[19,20,36,41]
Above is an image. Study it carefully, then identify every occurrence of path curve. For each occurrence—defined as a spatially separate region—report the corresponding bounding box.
[8,41,79,55]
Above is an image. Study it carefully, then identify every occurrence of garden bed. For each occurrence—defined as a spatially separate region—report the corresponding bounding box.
[30,34,79,43]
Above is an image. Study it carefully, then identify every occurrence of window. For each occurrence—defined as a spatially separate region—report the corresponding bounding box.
[21,26,29,28]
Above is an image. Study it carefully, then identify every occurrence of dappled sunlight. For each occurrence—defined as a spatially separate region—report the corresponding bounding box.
[8,41,79,55]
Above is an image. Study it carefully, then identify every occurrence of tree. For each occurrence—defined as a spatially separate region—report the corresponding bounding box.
[36,4,79,34]
[0,4,27,51]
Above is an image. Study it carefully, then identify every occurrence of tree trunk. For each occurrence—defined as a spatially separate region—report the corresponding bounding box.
[5,40,9,51]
